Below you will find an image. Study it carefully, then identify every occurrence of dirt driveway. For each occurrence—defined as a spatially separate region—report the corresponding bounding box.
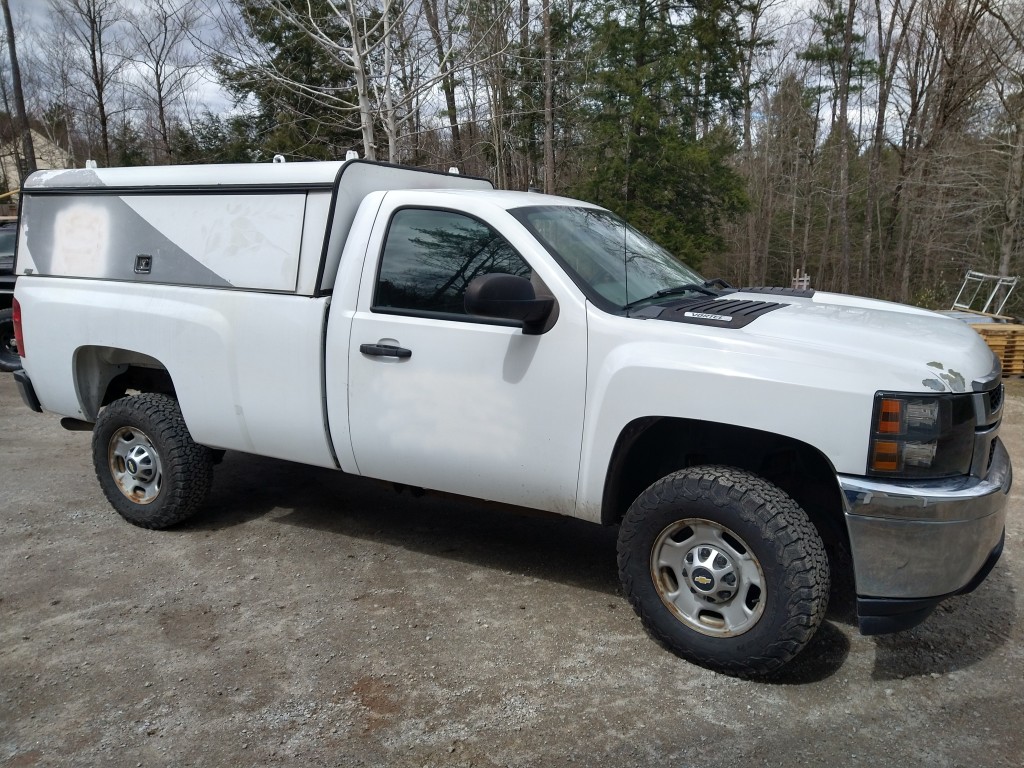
[1,374,1022,767]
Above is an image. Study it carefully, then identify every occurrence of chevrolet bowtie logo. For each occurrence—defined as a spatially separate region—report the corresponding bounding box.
[694,575,712,586]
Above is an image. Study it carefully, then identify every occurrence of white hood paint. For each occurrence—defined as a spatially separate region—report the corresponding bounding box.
[736,290,996,393]
[578,289,999,508]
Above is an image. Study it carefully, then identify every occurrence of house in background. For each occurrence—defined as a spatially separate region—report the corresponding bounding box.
[0,117,72,215]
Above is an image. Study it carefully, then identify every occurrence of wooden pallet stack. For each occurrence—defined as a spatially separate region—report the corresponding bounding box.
[972,324,1024,375]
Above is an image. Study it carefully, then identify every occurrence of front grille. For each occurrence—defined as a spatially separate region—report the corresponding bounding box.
[989,384,1003,414]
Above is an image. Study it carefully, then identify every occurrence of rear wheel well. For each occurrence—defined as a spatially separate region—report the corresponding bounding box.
[601,417,848,558]
[102,365,176,404]
[73,346,176,421]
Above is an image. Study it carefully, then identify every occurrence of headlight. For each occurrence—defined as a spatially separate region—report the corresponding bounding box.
[867,393,975,478]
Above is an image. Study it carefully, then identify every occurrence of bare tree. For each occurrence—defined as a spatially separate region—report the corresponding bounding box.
[1,0,36,180]
[861,0,917,295]
[125,0,202,164]
[981,0,1024,282]
[737,0,788,284]
[216,0,476,162]
[422,0,464,164]
[542,0,553,193]
[24,20,82,167]
[49,0,131,166]
[834,0,858,293]
[888,0,995,300]
[4,0,1018,304]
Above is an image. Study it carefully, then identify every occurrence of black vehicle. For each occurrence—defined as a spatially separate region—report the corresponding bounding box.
[0,220,19,372]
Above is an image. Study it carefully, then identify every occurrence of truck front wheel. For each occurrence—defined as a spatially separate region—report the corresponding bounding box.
[92,394,214,529]
[617,465,830,677]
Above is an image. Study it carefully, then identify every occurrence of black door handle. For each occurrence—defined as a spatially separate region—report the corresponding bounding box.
[360,343,412,359]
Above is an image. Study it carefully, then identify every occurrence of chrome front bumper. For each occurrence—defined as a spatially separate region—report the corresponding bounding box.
[839,438,1011,601]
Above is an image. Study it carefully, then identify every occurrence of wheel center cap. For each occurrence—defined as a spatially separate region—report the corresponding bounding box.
[683,544,739,604]
[690,567,716,592]
[123,445,155,480]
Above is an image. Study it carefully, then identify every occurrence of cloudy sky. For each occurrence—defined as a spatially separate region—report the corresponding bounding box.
[9,0,153,25]
[6,0,231,113]
[9,0,56,28]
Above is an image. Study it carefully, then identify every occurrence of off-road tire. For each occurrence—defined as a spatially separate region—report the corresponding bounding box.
[0,308,19,372]
[92,394,214,529]
[617,465,830,678]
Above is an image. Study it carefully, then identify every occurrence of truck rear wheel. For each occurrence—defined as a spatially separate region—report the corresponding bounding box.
[92,394,213,529]
[617,465,829,677]
[0,308,19,372]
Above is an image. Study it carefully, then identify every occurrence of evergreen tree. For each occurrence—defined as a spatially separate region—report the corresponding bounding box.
[798,0,874,116]
[574,0,747,266]
[216,0,363,160]
[169,112,265,164]
[110,116,147,166]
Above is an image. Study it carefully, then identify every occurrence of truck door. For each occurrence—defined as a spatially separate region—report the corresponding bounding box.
[341,203,587,514]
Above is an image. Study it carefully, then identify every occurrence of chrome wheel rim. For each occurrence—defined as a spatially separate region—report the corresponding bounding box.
[108,427,163,505]
[651,518,766,637]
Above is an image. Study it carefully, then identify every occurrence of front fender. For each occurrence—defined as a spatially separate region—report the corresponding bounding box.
[575,308,889,521]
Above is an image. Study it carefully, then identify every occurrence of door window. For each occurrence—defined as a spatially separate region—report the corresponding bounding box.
[374,208,531,317]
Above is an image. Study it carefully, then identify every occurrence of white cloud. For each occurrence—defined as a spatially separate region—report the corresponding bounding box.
[7,0,232,116]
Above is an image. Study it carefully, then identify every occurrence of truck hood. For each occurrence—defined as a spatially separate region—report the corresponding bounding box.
[731,290,996,393]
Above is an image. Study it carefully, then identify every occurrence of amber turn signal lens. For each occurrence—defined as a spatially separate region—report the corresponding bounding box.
[870,440,900,472]
[877,398,904,434]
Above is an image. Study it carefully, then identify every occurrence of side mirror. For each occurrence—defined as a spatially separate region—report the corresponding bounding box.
[464,274,555,335]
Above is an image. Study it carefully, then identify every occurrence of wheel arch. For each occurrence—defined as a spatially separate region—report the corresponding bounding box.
[601,417,849,555]
[73,345,176,421]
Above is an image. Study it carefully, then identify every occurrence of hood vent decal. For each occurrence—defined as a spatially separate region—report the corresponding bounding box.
[639,297,788,329]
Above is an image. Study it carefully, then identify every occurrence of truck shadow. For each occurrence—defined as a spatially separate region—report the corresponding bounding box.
[765,622,851,685]
[192,452,1012,682]
[195,452,622,598]
[868,567,1016,680]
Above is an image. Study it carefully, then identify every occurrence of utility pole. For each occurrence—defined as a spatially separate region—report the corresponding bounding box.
[1,0,37,182]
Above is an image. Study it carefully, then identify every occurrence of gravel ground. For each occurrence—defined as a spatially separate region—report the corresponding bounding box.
[1,373,1022,768]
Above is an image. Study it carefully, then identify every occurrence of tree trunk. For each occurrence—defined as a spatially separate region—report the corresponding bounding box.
[347,1,377,161]
[87,16,111,165]
[423,0,462,165]
[1,0,36,180]
[835,0,857,293]
[543,0,554,193]
[155,69,170,163]
[739,2,766,285]
[861,0,915,296]
[999,110,1024,279]
[382,1,398,163]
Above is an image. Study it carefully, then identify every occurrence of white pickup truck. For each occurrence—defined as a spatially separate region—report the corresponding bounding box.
[10,159,1011,677]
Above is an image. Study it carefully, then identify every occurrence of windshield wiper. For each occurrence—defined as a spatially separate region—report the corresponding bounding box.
[623,282,719,311]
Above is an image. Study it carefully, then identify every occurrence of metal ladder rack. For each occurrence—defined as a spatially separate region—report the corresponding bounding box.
[951,271,1019,317]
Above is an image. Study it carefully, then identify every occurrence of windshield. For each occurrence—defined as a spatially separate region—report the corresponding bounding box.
[510,205,706,311]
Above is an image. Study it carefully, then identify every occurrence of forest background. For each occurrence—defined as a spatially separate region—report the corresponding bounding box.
[2,0,1023,312]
